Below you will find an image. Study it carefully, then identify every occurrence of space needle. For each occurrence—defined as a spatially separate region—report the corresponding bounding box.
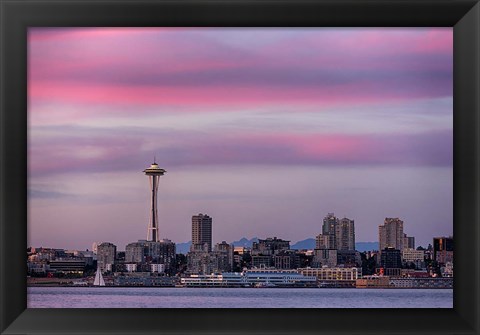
[143,159,166,242]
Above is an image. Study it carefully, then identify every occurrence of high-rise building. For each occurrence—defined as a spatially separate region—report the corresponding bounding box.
[315,234,332,249]
[96,242,117,272]
[322,213,338,249]
[143,160,166,242]
[192,213,213,252]
[379,218,404,252]
[433,236,453,265]
[318,213,355,251]
[335,217,355,251]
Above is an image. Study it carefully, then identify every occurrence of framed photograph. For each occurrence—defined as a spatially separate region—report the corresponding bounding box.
[1,0,479,334]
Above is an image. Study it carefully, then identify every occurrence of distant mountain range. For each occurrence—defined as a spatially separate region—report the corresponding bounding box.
[175,241,192,254]
[231,237,259,247]
[355,242,379,252]
[290,238,315,250]
[175,237,378,254]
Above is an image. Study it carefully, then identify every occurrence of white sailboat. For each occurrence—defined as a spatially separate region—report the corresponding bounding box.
[93,266,106,286]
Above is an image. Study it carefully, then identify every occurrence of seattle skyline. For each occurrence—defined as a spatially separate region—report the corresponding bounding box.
[28,28,453,250]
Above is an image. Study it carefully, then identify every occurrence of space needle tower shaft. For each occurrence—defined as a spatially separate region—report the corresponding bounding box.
[143,160,166,242]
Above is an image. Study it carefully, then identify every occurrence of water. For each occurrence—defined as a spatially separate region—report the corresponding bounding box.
[28,287,453,308]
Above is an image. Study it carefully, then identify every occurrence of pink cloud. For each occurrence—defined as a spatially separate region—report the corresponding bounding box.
[29,127,452,178]
[29,75,449,113]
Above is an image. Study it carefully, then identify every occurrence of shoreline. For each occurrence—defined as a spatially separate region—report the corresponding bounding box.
[27,284,452,289]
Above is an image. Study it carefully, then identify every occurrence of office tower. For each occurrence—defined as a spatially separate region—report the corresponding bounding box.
[378,218,404,251]
[335,217,355,251]
[143,160,166,242]
[96,242,117,272]
[192,213,213,252]
[433,236,454,264]
[322,213,338,249]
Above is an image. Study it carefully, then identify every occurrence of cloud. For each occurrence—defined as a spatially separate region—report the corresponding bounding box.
[29,125,452,177]
[29,189,76,199]
[28,28,452,109]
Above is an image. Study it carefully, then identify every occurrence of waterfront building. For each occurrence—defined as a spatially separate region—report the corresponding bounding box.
[48,259,86,274]
[143,161,166,242]
[181,273,246,287]
[180,269,317,287]
[191,213,213,252]
[298,267,360,288]
[389,277,453,289]
[400,269,429,278]
[379,218,404,253]
[96,242,117,273]
[27,262,47,274]
[433,236,453,265]
[244,269,316,287]
[356,275,391,288]
[114,273,176,287]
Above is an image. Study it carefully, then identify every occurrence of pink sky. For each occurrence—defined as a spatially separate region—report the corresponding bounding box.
[28,28,453,250]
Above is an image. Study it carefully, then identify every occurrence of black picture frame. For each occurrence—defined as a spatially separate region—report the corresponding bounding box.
[1,0,479,334]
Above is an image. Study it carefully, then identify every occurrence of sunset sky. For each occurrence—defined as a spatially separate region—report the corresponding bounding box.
[28,28,453,250]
